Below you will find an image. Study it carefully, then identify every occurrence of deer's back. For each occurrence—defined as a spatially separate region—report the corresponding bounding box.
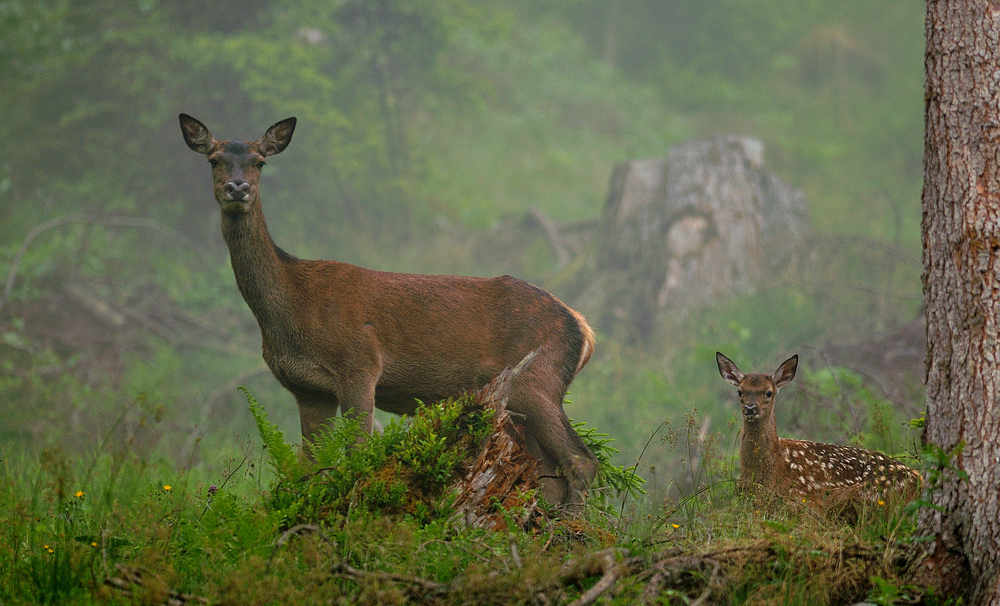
[265,259,590,410]
[777,438,920,508]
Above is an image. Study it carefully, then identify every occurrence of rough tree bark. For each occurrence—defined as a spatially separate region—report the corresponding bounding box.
[917,1,1000,603]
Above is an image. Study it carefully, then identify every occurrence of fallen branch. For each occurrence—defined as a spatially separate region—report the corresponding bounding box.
[560,548,630,606]
[331,561,447,599]
[636,555,722,605]
[267,524,334,572]
[105,563,209,606]
[1,213,211,324]
[525,207,571,267]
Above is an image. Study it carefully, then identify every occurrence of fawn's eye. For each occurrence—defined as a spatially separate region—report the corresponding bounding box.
[737,389,743,398]
[208,158,219,168]
[766,390,773,399]
[256,160,266,170]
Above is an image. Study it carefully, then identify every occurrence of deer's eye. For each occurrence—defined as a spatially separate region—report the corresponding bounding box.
[766,390,773,399]
[208,158,220,168]
[256,160,266,170]
[737,389,744,398]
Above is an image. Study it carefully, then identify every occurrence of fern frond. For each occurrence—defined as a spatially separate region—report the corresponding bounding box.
[241,387,300,478]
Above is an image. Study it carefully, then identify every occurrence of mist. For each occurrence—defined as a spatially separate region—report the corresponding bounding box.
[0,0,925,502]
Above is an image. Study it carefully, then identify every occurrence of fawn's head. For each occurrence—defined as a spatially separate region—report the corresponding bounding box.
[179,114,296,213]
[716,352,798,424]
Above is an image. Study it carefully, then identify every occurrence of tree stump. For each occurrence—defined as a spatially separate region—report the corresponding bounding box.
[564,136,808,345]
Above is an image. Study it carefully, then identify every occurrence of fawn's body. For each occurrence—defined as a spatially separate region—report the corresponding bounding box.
[717,352,920,515]
[180,114,598,508]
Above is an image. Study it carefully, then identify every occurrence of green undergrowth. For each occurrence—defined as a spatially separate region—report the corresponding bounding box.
[0,392,950,606]
[245,387,643,527]
[247,387,498,526]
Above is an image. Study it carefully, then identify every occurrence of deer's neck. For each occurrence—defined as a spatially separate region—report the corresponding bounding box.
[220,203,295,336]
[740,418,780,489]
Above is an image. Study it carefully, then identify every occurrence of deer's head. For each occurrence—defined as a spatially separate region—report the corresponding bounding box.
[716,352,797,424]
[179,114,296,214]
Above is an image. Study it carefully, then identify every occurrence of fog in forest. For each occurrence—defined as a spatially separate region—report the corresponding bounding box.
[0,0,925,501]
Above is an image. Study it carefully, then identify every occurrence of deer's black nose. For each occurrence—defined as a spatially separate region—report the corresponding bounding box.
[743,403,759,417]
[224,180,251,200]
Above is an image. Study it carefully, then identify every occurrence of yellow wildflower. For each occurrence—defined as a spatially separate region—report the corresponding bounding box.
[163,485,172,492]
[75,491,84,498]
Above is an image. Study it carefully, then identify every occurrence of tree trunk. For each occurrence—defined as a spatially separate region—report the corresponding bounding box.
[563,136,807,345]
[917,1,1000,603]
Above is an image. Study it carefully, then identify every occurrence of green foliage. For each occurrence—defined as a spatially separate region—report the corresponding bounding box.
[244,387,300,480]
[571,419,645,506]
[0,0,927,473]
[396,399,494,484]
[917,441,969,508]
[0,1,940,601]
[0,411,936,606]
[246,391,498,526]
[791,364,919,457]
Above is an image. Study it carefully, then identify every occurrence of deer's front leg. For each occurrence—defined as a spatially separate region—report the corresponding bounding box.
[338,384,376,439]
[296,394,338,457]
[333,340,382,439]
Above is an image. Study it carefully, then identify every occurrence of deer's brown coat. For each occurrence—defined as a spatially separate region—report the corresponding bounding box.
[180,114,598,507]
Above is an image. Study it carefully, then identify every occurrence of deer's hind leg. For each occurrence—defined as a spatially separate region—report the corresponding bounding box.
[510,364,598,510]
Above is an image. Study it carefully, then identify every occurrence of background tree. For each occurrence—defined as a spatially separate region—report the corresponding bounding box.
[917,1,1000,602]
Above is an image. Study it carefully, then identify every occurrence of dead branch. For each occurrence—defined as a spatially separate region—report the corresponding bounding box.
[267,524,334,572]
[63,282,127,327]
[690,559,722,606]
[331,561,447,599]
[636,555,723,606]
[105,563,209,606]
[1,213,211,325]
[525,207,571,267]
[559,548,630,606]
[452,349,543,530]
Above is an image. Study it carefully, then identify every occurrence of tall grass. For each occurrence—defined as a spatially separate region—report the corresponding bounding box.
[0,385,944,605]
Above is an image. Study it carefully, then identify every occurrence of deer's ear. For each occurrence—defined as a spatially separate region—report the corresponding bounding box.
[717,352,744,386]
[259,117,296,157]
[179,114,215,155]
[773,355,798,389]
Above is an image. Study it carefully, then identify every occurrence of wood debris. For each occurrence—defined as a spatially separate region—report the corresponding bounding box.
[451,349,542,530]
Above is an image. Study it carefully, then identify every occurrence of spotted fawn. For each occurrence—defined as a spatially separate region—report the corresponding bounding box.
[716,352,921,516]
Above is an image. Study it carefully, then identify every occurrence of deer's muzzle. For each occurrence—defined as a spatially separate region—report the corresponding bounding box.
[224,180,251,201]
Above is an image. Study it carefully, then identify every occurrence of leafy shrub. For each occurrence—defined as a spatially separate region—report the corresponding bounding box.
[246,389,498,526]
[245,388,643,528]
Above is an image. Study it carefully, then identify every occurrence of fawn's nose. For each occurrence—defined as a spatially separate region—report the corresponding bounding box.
[224,180,251,200]
[743,403,759,417]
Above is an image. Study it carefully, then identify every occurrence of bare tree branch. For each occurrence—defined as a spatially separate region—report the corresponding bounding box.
[0,213,212,325]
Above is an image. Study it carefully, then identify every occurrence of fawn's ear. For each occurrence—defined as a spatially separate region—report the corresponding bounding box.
[772,355,798,389]
[259,117,296,157]
[179,114,215,155]
[716,352,744,386]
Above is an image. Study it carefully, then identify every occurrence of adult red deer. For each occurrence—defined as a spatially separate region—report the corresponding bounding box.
[179,114,598,508]
[716,352,920,518]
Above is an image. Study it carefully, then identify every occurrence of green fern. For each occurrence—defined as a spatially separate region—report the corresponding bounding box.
[241,387,300,479]
[573,419,646,502]
[243,391,499,526]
